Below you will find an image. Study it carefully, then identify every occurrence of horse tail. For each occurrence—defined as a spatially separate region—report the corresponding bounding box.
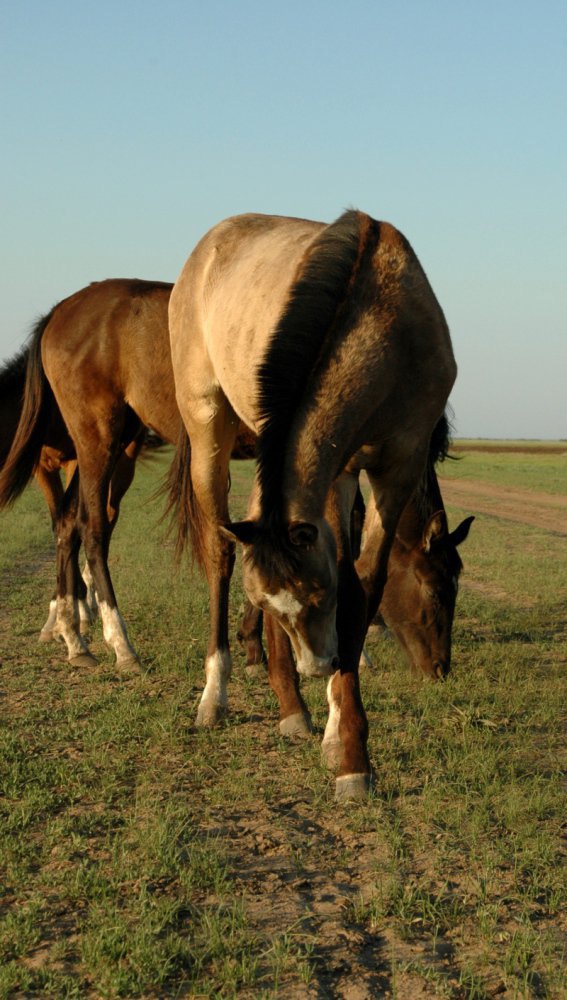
[0,345,29,467]
[0,312,56,508]
[164,424,207,570]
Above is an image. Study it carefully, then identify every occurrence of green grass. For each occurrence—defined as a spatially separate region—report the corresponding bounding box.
[445,442,566,494]
[0,447,565,997]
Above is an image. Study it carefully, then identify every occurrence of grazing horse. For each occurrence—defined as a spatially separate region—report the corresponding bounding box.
[169,210,462,799]
[0,348,152,639]
[0,279,262,668]
[0,280,179,667]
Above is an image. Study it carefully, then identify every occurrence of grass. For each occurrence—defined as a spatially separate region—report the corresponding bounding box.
[0,445,565,997]
[445,441,566,494]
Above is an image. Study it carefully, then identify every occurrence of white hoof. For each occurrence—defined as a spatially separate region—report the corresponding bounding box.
[279,712,313,738]
[335,773,372,802]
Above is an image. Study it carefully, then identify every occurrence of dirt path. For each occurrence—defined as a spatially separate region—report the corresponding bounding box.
[439,477,567,534]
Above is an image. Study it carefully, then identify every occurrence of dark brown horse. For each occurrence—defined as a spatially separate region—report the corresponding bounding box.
[168,210,470,799]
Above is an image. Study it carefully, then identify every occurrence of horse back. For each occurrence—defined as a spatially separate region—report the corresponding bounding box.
[169,214,325,430]
[41,279,178,444]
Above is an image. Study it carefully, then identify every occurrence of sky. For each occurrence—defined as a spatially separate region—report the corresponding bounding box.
[1,0,566,440]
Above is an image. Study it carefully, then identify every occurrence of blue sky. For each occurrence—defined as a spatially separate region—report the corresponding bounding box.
[1,0,565,439]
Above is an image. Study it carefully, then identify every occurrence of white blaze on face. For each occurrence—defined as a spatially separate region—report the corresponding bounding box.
[264,588,303,625]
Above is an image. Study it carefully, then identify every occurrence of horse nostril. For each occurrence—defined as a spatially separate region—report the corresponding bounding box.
[434,662,447,680]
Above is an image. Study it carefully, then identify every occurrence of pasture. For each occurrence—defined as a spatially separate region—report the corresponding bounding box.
[0,444,565,998]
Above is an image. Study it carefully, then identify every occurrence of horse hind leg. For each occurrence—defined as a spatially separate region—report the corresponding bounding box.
[52,475,98,667]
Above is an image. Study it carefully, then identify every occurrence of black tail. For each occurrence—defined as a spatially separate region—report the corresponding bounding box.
[164,425,207,570]
[0,346,29,467]
[0,312,57,507]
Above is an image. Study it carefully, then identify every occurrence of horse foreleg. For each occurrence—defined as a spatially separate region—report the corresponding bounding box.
[264,614,313,737]
[322,476,371,800]
[183,404,240,727]
[196,532,235,726]
[78,459,140,670]
[237,601,266,677]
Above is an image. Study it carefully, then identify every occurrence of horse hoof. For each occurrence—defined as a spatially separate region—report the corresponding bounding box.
[196,704,226,728]
[39,630,54,643]
[116,655,141,672]
[335,773,372,802]
[245,663,266,680]
[279,712,313,738]
[69,652,99,669]
[321,739,342,771]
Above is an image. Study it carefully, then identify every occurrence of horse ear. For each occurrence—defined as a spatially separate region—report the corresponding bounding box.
[422,511,448,552]
[288,521,318,548]
[220,520,261,546]
[450,515,475,548]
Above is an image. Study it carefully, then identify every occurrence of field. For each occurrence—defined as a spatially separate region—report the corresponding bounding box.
[0,443,565,998]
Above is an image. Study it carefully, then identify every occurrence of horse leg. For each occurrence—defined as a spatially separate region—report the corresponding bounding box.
[182,406,239,726]
[51,472,98,667]
[237,601,266,676]
[325,455,432,798]
[80,431,145,627]
[264,613,313,737]
[317,474,373,800]
[34,462,65,643]
[75,435,140,669]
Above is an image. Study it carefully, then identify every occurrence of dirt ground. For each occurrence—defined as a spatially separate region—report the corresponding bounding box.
[438,477,567,535]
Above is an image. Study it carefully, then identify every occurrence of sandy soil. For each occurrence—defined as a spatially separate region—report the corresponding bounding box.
[439,477,567,535]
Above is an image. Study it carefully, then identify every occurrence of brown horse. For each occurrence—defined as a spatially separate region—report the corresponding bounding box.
[169,210,465,799]
[0,281,260,665]
[0,279,180,667]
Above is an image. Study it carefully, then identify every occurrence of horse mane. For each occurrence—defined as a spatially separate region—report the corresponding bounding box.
[256,210,374,523]
[412,410,457,528]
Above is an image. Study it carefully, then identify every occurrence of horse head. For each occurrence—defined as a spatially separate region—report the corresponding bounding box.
[379,512,474,679]
[221,517,339,677]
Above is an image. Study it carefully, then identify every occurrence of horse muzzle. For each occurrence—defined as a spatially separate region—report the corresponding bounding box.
[296,654,339,679]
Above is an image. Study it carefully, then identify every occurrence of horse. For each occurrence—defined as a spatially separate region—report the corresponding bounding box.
[0,347,153,640]
[1,278,470,685]
[0,279,183,667]
[168,209,469,800]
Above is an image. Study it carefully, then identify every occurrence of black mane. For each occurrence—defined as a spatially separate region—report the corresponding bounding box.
[413,411,456,526]
[256,209,366,527]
